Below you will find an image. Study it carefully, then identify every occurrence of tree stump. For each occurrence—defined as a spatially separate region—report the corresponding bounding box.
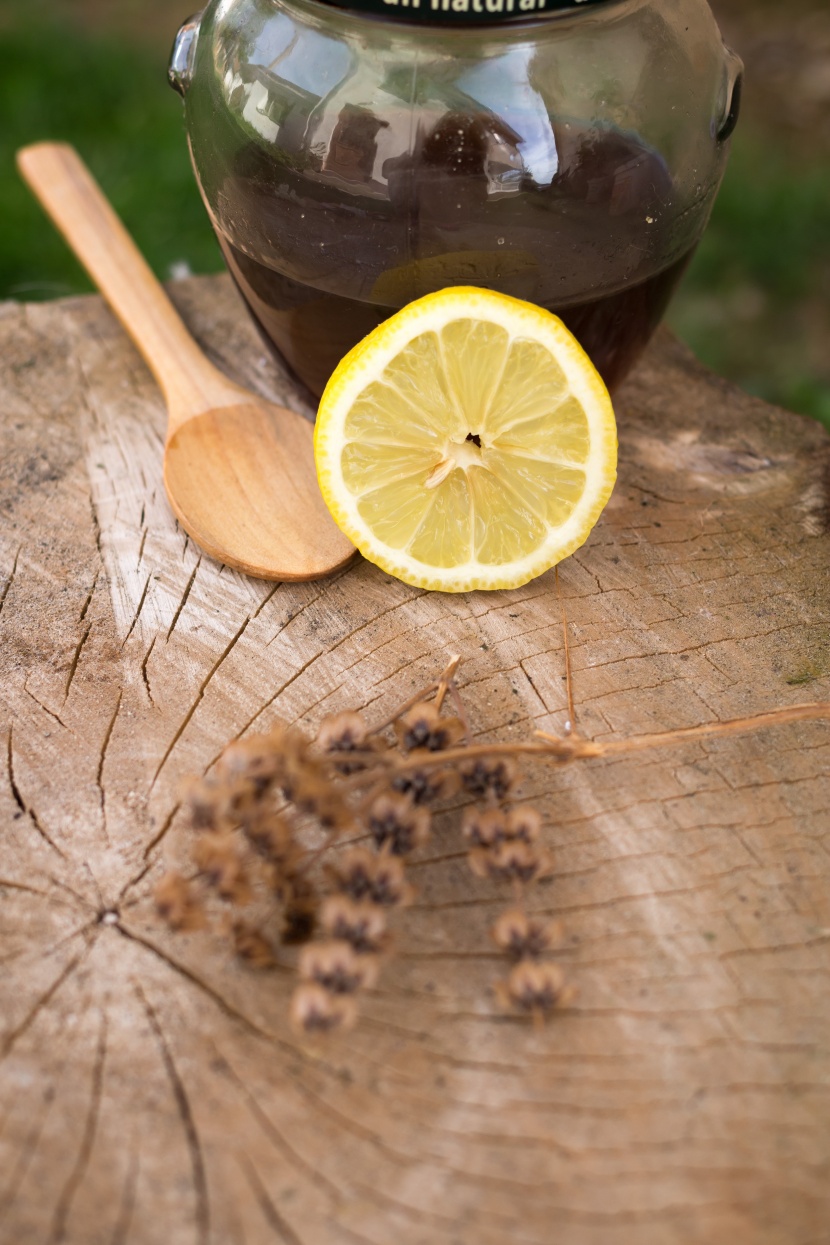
[1,275,828,1245]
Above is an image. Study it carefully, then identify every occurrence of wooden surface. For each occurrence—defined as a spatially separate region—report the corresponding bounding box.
[1,274,829,1245]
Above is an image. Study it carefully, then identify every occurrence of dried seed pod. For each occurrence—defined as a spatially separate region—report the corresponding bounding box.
[283,755,356,832]
[182,776,221,832]
[396,703,465,754]
[316,712,370,776]
[492,909,560,960]
[366,853,413,908]
[459,756,518,801]
[274,866,318,940]
[461,807,507,848]
[469,840,553,886]
[317,711,368,754]
[281,895,318,945]
[330,849,413,908]
[154,872,206,932]
[231,919,276,968]
[274,730,317,801]
[243,811,296,863]
[217,735,282,796]
[223,780,262,821]
[299,940,379,994]
[193,831,251,903]
[259,854,305,903]
[392,758,461,806]
[504,805,542,843]
[497,960,570,1017]
[288,766,330,815]
[290,983,358,1035]
[368,792,431,857]
[327,847,377,902]
[320,896,388,955]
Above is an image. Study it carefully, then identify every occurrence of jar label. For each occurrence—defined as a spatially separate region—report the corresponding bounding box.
[316,0,614,22]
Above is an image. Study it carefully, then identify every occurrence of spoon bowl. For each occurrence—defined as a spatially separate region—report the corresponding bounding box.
[17,142,355,582]
[164,401,350,579]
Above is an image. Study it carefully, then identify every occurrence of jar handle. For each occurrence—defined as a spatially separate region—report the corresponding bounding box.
[716,44,744,144]
[169,11,203,98]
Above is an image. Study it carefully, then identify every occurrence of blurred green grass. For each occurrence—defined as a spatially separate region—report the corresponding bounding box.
[669,138,830,429]
[0,1,222,299]
[2,1,829,429]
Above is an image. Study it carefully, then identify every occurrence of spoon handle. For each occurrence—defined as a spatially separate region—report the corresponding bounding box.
[17,142,243,429]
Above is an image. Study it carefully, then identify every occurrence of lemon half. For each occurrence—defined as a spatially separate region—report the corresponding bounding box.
[314,287,617,592]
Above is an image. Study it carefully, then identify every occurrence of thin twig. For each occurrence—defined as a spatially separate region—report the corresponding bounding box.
[329,699,830,775]
[367,678,441,736]
[367,654,461,735]
[555,567,576,737]
[578,701,830,757]
[434,654,461,713]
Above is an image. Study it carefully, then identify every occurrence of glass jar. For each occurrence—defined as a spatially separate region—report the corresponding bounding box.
[170,0,742,398]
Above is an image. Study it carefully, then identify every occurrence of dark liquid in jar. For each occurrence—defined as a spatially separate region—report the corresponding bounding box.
[221,238,693,398]
[214,122,691,398]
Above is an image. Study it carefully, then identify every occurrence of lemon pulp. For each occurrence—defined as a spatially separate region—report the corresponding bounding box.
[314,287,617,592]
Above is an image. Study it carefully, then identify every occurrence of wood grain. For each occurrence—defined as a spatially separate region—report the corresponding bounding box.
[1,274,829,1245]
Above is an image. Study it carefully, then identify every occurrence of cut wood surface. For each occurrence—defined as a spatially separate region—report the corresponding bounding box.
[1,274,829,1245]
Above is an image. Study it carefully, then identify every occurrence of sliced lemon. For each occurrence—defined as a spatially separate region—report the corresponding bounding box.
[314,286,617,592]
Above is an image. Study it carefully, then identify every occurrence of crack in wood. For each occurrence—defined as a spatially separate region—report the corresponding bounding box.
[166,558,201,642]
[140,636,157,707]
[0,877,55,900]
[88,493,104,563]
[152,614,252,787]
[6,727,66,858]
[1,940,91,1060]
[0,545,22,617]
[252,581,282,620]
[201,645,327,774]
[139,801,180,865]
[0,920,97,968]
[48,873,99,915]
[117,927,406,1126]
[23,682,71,732]
[238,1155,305,1245]
[118,925,278,1048]
[49,1010,108,1244]
[214,1045,343,1206]
[108,1143,140,1245]
[265,586,328,648]
[63,622,93,702]
[96,692,122,845]
[0,1085,56,1221]
[319,1220,375,1245]
[78,570,99,624]
[121,573,151,648]
[134,984,210,1245]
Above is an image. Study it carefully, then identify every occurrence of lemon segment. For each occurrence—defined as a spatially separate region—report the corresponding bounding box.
[314,287,618,592]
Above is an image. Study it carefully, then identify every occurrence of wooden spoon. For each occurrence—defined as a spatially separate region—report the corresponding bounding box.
[17,142,356,581]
